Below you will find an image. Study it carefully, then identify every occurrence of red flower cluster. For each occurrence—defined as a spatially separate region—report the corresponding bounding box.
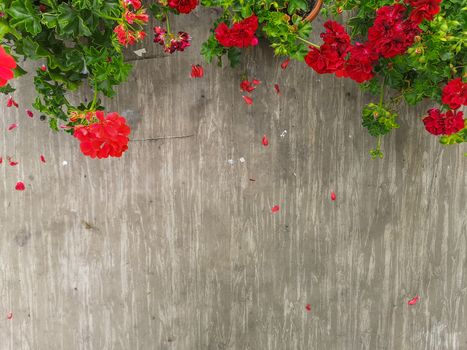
[404,0,441,24]
[0,46,16,87]
[304,21,350,74]
[337,43,379,83]
[422,108,465,136]
[168,0,198,14]
[305,0,438,84]
[73,111,131,159]
[441,78,467,110]
[368,4,420,58]
[215,15,259,48]
[154,27,191,53]
[114,0,148,46]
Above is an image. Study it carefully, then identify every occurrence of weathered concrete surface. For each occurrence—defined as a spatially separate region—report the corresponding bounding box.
[1,9,466,350]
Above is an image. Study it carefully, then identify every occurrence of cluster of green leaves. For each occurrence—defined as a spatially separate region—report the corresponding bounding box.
[1,0,130,130]
[361,102,399,159]
[200,0,315,66]
[362,102,399,137]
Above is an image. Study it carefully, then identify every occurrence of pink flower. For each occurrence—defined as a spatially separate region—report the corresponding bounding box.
[262,135,269,146]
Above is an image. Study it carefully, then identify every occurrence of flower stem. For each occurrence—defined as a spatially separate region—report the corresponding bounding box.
[90,84,99,110]
[297,36,319,48]
[379,78,386,107]
[165,12,171,36]
[97,12,121,21]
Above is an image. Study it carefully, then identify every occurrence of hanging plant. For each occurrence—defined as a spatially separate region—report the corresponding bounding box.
[0,0,465,159]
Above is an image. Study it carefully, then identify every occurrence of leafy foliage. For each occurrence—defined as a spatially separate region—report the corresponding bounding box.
[1,0,129,128]
[200,0,317,65]
[362,103,399,137]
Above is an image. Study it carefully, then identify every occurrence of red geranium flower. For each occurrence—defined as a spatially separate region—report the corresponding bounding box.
[0,46,16,87]
[168,0,198,14]
[73,111,131,159]
[305,45,346,74]
[422,108,465,136]
[422,108,444,135]
[320,20,351,57]
[368,4,420,58]
[124,0,142,10]
[444,110,465,135]
[441,78,467,110]
[405,0,441,24]
[215,15,259,48]
[124,9,149,25]
[304,21,351,75]
[337,43,379,83]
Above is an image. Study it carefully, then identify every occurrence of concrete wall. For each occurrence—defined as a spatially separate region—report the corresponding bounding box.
[1,9,466,350]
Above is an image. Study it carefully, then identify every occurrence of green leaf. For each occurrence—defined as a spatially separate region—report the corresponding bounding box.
[57,4,92,37]
[362,103,399,137]
[287,0,307,14]
[6,0,42,36]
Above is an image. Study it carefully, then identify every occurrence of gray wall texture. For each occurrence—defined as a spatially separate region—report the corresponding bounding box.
[0,9,466,350]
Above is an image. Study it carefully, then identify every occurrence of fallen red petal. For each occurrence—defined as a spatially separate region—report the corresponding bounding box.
[8,123,18,131]
[252,79,261,85]
[7,97,18,108]
[305,304,311,312]
[331,191,336,201]
[0,157,2,164]
[40,155,46,163]
[271,205,280,213]
[240,80,255,92]
[26,109,34,118]
[7,312,13,320]
[281,58,290,70]
[242,95,253,105]
[190,64,204,78]
[274,84,280,95]
[40,65,47,72]
[15,182,25,191]
[9,161,18,166]
[408,296,419,305]
[262,135,269,146]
